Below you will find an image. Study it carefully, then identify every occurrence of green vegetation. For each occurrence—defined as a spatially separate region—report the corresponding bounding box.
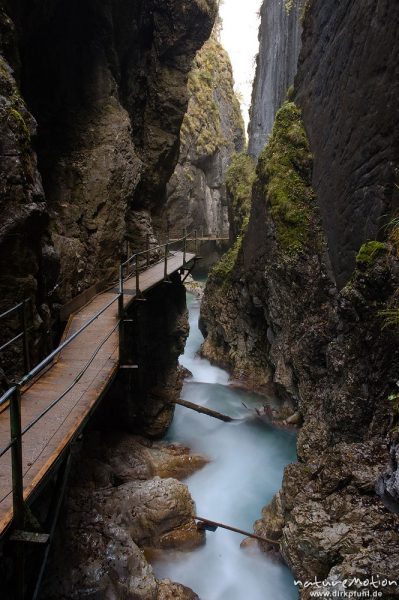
[226,152,256,234]
[356,241,387,267]
[180,35,243,157]
[284,0,311,21]
[383,199,399,253]
[379,309,399,329]
[0,57,31,152]
[286,85,295,101]
[210,234,243,282]
[257,101,316,255]
[300,0,311,21]
[209,152,255,285]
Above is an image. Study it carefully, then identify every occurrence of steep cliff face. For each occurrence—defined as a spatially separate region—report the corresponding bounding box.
[295,0,399,286]
[248,0,303,159]
[201,0,399,590]
[160,34,245,235]
[0,0,216,378]
[0,7,51,373]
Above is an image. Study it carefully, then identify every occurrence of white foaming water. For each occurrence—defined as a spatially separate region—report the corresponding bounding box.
[154,293,298,600]
[180,297,229,385]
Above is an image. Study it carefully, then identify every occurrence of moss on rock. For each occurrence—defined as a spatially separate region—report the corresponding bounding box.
[356,241,387,267]
[209,152,255,284]
[257,100,316,255]
[1,56,32,153]
[210,234,243,283]
[180,35,243,158]
[226,152,256,235]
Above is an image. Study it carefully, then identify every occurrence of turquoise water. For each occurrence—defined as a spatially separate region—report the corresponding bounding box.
[154,293,298,600]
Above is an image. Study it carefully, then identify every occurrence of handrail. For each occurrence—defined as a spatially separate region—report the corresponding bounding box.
[0,294,120,410]
[0,299,30,322]
[121,232,189,267]
[0,298,32,376]
[0,227,195,529]
[0,230,194,408]
[120,229,194,296]
[0,386,17,409]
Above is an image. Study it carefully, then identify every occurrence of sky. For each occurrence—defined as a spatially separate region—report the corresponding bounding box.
[219,0,262,131]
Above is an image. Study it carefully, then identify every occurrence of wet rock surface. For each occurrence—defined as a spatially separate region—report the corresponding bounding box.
[160,33,244,236]
[201,45,399,592]
[42,433,207,599]
[295,0,399,286]
[248,0,303,159]
[0,0,217,380]
[0,9,51,377]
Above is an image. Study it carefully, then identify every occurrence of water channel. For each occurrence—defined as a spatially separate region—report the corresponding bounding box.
[154,291,298,600]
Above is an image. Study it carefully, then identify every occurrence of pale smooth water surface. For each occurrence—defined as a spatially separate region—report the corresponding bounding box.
[154,292,298,600]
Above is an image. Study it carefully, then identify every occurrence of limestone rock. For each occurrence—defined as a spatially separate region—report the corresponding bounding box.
[248,0,303,159]
[295,0,399,286]
[200,1,399,586]
[42,431,207,598]
[0,0,217,381]
[160,33,245,236]
[157,580,199,600]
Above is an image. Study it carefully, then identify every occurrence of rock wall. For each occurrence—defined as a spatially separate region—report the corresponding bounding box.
[248,0,303,160]
[159,33,245,236]
[0,6,52,377]
[40,434,207,600]
[200,0,399,591]
[295,0,399,286]
[0,0,216,379]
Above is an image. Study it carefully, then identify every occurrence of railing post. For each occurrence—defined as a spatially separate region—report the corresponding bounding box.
[195,229,198,255]
[118,261,124,319]
[118,261,125,363]
[10,385,24,528]
[146,234,150,268]
[135,256,140,294]
[21,300,30,375]
[183,228,187,264]
[164,243,169,280]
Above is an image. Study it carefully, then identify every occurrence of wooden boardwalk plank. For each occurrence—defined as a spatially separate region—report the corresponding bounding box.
[0,251,194,536]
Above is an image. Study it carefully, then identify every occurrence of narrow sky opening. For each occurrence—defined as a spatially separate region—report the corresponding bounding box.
[219,0,261,134]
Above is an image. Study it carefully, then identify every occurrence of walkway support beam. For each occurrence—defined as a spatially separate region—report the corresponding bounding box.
[164,243,169,280]
[10,385,24,528]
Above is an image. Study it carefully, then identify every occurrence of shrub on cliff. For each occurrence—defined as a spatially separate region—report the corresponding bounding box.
[180,35,243,158]
[210,153,255,283]
[226,152,256,236]
[257,101,316,255]
[356,241,387,268]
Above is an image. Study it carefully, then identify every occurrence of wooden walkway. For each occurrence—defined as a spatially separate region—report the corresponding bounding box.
[0,251,194,537]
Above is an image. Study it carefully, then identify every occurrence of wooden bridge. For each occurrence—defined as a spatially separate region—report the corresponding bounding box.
[0,234,197,595]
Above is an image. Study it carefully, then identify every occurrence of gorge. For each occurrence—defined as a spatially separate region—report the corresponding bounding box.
[0,0,399,599]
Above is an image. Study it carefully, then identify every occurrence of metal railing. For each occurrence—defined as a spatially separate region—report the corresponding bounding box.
[0,298,33,376]
[0,229,196,530]
[0,294,121,527]
[166,228,229,241]
[120,229,195,301]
